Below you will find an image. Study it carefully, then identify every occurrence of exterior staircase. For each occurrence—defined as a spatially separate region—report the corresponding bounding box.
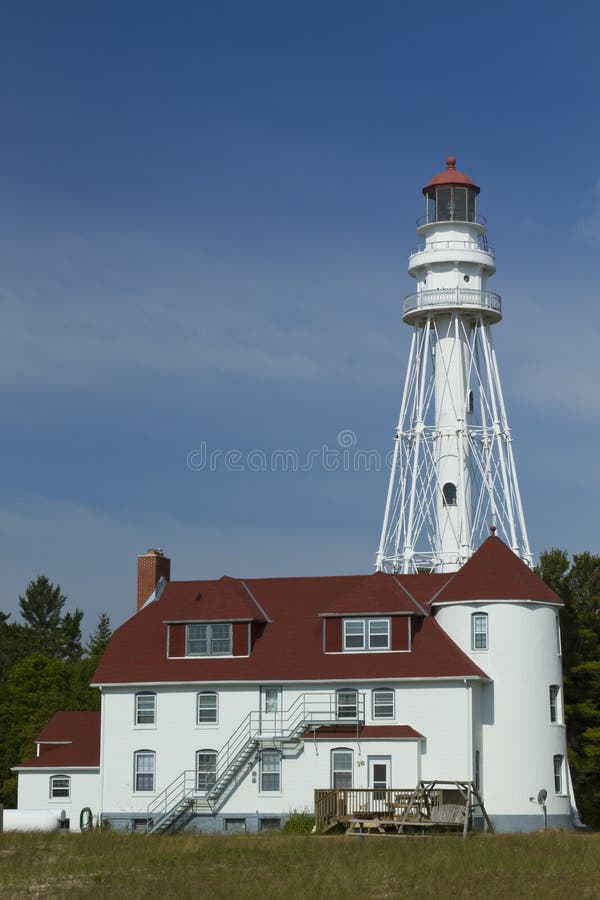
[145,691,365,834]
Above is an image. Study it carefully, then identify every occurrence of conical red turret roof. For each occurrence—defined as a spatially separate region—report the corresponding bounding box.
[430,536,562,605]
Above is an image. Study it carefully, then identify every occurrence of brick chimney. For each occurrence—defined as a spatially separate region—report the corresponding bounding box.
[137,548,171,611]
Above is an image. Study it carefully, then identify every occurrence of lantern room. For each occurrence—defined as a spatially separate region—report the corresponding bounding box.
[422,156,480,225]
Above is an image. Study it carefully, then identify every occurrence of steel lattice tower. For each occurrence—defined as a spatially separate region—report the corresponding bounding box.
[375,157,531,574]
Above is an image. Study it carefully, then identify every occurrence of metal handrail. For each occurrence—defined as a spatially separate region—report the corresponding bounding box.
[147,691,367,825]
[408,240,494,258]
[416,213,487,227]
[403,288,501,316]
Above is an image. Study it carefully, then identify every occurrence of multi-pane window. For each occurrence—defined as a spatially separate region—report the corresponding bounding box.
[134,751,155,792]
[336,689,358,719]
[197,692,218,724]
[343,618,390,651]
[331,749,353,789]
[49,775,70,799]
[260,751,281,791]
[553,754,563,794]
[196,750,217,792]
[471,613,488,650]
[372,688,395,719]
[549,685,560,724]
[135,692,156,725]
[186,623,232,656]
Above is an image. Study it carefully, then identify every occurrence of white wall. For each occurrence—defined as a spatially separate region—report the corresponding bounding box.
[435,601,571,822]
[17,769,100,831]
[99,679,472,815]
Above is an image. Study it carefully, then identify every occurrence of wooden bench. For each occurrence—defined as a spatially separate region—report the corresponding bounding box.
[345,817,386,835]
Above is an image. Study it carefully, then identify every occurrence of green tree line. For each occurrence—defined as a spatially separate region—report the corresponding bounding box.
[0,576,111,806]
[537,550,600,829]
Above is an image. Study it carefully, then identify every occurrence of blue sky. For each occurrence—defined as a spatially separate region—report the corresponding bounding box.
[1,1,600,633]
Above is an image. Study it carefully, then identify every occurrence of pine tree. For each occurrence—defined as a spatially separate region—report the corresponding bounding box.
[86,612,112,657]
[18,576,83,662]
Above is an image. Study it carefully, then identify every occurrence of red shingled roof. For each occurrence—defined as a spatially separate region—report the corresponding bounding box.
[92,570,489,685]
[15,711,100,769]
[302,725,424,740]
[431,537,562,606]
[160,576,268,622]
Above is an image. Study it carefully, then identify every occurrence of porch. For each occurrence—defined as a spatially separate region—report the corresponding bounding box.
[314,780,493,836]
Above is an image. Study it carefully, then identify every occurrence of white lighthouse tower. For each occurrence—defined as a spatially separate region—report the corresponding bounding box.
[376,157,532,574]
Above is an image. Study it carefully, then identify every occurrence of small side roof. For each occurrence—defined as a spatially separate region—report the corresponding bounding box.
[14,711,100,769]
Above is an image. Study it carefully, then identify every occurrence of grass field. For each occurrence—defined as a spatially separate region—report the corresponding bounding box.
[1,831,599,899]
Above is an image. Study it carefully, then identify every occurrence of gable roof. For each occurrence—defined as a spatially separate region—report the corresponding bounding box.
[161,576,268,622]
[15,711,101,769]
[92,572,489,685]
[431,536,562,606]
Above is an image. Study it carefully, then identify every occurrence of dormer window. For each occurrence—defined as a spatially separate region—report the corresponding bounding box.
[343,618,390,652]
[186,623,232,657]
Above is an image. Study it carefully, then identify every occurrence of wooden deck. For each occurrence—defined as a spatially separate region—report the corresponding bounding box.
[314,780,494,837]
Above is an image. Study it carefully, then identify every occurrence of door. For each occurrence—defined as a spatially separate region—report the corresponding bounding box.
[368,757,391,810]
[259,686,282,737]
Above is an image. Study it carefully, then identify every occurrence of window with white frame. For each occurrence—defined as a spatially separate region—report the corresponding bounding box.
[186,623,232,656]
[260,751,281,791]
[197,691,218,725]
[372,688,395,719]
[196,750,217,791]
[343,618,390,651]
[553,754,563,794]
[135,692,156,725]
[331,748,353,788]
[134,750,155,792]
[471,612,488,650]
[556,613,562,656]
[49,775,70,799]
[549,685,560,724]
[336,689,358,719]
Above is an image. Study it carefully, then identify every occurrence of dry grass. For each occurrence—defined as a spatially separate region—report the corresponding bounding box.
[0,831,599,899]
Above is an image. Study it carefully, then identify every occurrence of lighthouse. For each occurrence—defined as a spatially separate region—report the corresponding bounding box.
[376,157,532,574]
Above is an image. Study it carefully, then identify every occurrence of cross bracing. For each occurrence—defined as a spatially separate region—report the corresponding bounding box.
[375,313,531,574]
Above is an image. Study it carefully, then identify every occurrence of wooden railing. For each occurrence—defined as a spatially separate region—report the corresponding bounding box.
[314,788,439,830]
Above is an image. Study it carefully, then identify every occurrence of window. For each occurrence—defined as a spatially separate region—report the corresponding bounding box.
[549,685,560,724]
[471,612,488,650]
[49,775,70,799]
[264,688,279,713]
[556,613,562,656]
[260,751,281,791]
[186,623,232,656]
[224,818,246,833]
[260,818,281,831]
[443,482,457,506]
[196,750,217,792]
[336,689,358,719]
[197,692,218,725]
[135,692,156,726]
[134,751,155,792]
[372,688,395,719]
[553,754,563,794]
[331,749,353,789]
[343,618,390,651]
[474,750,480,792]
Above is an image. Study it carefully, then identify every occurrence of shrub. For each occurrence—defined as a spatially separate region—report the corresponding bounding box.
[283,809,315,833]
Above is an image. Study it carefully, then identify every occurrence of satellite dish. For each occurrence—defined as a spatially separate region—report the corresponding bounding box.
[537,789,547,805]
